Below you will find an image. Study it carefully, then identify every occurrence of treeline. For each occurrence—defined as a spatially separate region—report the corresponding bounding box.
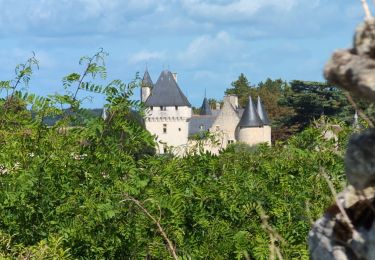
[0,52,356,259]
[207,73,373,141]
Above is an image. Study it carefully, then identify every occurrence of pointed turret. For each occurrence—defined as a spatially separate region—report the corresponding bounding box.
[257,96,270,125]
[141,70,153,102]
[200,97,212,115]
[238,96,263,128]
[142,70,153,88]
[145,70,191,107]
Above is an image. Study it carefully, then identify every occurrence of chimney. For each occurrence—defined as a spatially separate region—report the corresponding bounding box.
[172,72,178,82]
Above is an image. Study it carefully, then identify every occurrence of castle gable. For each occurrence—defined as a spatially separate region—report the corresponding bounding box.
[210,98,240,140]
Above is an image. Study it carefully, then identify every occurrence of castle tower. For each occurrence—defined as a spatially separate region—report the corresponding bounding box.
[144,70,192,154]
[236,96,264,146]
[257,96,271,145]
[141,70,153,103]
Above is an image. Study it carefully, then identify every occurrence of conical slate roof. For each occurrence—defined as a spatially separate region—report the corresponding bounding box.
[257,96,270,125]
[142,70,153,88]
[238,96,263,128]
[145,70,191,107]
[200,97,212,115]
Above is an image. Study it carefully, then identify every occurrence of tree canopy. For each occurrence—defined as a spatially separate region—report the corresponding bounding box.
[0,52,358,259]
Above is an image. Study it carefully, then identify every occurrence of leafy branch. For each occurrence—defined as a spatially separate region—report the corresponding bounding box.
[121,194,179,260]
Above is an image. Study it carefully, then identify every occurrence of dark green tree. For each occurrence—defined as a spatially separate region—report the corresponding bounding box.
[225,73,252,107]
[279,80,353,133]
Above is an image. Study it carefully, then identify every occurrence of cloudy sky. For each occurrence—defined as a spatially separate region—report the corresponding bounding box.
[0,0,366,107]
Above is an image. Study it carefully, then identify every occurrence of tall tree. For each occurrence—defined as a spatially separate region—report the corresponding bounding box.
[225,73,252,107]
[252,78,294,120]
[279,80,352,131]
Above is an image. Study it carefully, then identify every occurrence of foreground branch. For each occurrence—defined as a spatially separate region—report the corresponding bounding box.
[122,194,178,260]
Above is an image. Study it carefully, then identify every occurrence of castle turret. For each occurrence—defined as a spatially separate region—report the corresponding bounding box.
[141,70,153,103]
[236,96,265,146]
[257,96,271,145]
[143,70,192,154]
[200,97,212,115]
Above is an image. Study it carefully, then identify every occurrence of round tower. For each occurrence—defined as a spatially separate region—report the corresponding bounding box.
[236,96,264,146]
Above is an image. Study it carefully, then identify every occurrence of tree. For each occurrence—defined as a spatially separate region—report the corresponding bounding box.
[0,52,353,259]
[225,73,252,107]
[279,80,353,132]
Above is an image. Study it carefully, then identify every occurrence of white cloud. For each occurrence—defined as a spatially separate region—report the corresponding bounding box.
[181,0,301,21]
[178,31,241,66]
[129,50,165,64]
[0,0,166,36]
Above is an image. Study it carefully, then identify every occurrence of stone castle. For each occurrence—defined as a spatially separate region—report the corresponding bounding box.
[141,69,271,155]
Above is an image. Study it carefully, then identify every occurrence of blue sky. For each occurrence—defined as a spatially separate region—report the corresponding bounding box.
[0,0,366,108]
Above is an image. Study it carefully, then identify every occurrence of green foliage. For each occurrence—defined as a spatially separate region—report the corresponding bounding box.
[279,81,351,129]
[225,73,252,107]
[0,52,354,259]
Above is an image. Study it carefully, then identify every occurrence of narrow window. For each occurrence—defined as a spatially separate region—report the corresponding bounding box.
[163,124,167,134]
[199,124,204,130]
[215,125,220,131]
[175,106,178,110]
[150,106,153,110]
[178,128,181,132]
[160,106,166,111]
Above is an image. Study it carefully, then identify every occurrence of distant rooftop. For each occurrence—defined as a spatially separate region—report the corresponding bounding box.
[145,70,191,107]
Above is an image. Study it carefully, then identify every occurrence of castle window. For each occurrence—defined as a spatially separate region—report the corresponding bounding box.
[178,128,181,132]
[228,140,234,144]
[150,106,153,110]
[175,106,178,110]
[160,106,166,111]
[163,124,167,134]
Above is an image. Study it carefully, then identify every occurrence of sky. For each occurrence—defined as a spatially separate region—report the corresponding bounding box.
[0,0,367,108]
